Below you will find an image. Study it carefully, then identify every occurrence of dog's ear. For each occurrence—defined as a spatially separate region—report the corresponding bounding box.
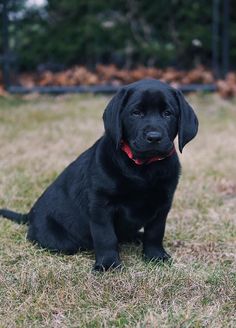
[103,87,130,148]
[175,90,199,153]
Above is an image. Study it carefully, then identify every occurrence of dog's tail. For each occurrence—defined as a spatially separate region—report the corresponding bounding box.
[0,208,29,224]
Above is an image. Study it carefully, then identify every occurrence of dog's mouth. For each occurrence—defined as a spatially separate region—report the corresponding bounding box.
[130,142,174,160]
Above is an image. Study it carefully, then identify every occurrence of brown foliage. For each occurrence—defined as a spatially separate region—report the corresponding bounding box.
[1,65,236,98]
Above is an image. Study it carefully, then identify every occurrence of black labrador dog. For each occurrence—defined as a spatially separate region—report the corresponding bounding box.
[0,79,198,271]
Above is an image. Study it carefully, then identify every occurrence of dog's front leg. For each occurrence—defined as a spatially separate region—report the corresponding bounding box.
[143,205,171,262]
[90,206,121,272]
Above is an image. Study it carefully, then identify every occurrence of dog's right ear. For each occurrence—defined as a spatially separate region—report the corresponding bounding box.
[103,87,130,148]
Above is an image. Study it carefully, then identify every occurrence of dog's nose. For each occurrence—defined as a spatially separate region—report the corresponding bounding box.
[146,131,163,143]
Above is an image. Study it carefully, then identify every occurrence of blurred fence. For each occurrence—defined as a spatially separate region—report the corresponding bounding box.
[0,0,232,94]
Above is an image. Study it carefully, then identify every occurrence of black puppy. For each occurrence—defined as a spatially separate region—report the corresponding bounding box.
[0,79,198,271]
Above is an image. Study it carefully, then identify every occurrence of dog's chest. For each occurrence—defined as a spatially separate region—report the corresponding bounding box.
[114,185,169,223]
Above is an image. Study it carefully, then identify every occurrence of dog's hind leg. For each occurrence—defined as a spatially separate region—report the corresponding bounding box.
[27,214,83,255]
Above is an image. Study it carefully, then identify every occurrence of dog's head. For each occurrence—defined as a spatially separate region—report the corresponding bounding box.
[103,79,198,159]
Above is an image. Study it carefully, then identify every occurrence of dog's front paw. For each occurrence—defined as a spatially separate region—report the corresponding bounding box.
[93,256,122,272]
[143,247,171,263]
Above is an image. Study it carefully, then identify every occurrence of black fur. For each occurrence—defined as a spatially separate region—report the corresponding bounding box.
[0,209,28,224]
[0,79,198,271]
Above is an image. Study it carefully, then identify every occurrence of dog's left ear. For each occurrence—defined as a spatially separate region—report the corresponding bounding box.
[175,90,199,153]
[103,87,130,148]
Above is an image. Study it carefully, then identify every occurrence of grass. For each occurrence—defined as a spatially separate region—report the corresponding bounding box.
[0,93,235,327]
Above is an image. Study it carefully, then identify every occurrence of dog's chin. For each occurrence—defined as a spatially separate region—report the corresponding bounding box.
[131,145,173,160]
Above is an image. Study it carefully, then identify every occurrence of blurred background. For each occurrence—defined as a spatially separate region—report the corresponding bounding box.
[0,0,235,97]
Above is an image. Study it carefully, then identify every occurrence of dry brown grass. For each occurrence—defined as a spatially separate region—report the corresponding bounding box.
[0,93,235,327]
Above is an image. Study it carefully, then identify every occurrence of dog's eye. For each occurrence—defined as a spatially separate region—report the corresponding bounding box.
[163,110,172,117]
[132,109,143,117]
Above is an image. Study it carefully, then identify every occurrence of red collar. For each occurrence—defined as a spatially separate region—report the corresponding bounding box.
[121,142,176,165]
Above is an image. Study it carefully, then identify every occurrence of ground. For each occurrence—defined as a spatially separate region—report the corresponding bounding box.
[0,93,235,328]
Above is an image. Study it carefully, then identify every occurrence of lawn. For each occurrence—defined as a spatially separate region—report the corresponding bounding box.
[0,93,235,327]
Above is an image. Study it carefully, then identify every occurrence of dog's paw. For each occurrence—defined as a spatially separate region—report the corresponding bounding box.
[92,259,122,272]
[143,247,172,264]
